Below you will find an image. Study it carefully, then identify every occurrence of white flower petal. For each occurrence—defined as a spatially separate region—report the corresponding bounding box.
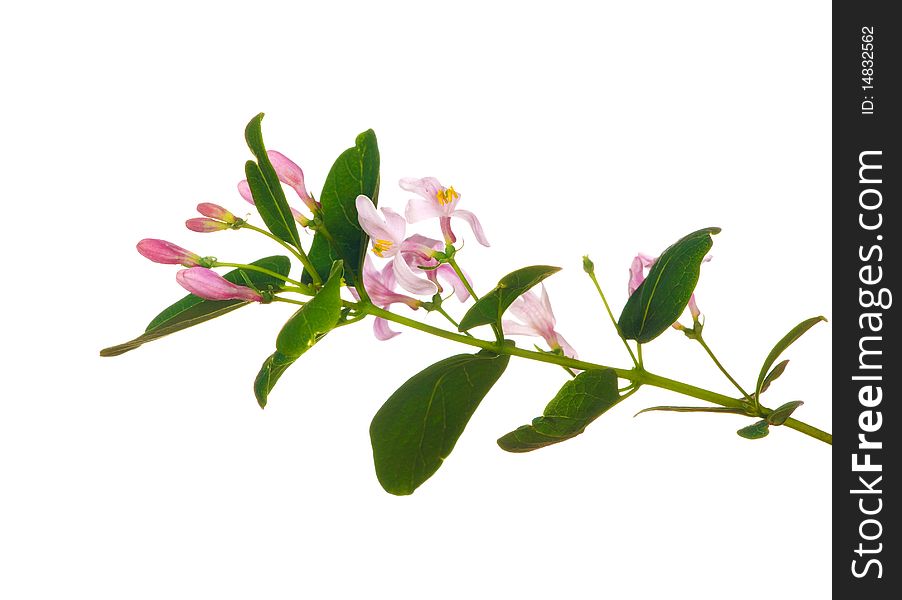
[373,317,401,340]
[392,253,438,296]
[538,284,557,327]
[381,206,408,242]
[405,197,443,222]
[400,176,443,199]
[356,195,389,237]
[501,319,540,337]
[553,332,578,359]
[452,209,490,246]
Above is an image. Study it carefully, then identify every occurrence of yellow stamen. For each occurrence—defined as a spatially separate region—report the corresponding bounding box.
[435,186,460,206]
[372,239,393,257]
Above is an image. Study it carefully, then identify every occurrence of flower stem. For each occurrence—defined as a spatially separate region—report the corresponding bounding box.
[447,256,504,343]
[241,223,322,287]
[448,257,478,300]
[352,302,832,446]
[585,268,639,367]
[213,261,313,293]
[434,305,474,338]
[694,334,755,405]
[273,296,305,306]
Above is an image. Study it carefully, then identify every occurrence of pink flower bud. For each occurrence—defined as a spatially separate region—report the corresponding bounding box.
[175,267,263,302]
[137,239,202,267]
[688,294,701,321]
[237,180,254,205]
[186,218,231,233]
[268,150,314,206]
[290,207,311,227]
[196,203,237,223]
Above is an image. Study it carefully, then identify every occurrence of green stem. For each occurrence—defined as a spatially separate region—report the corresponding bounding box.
[352,302,832,445]
[273,296,305,306]
[586,269,639,367]
[695,334,755,405]
[448,257,478,301]
[214,262,313,293]
[281,285,312,295]
[448,256,504,343]
[241,223,322,287]
[434,306,474,338]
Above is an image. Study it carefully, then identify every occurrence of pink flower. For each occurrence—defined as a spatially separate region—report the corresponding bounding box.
[137,239,202,267]
[502,284,577,358]
[237,150,314,226]
[355,195,438,296]
[628,252,709,328]
[400,177,489,247]
[399,234,472,302]
[175,267,263,302]
[351,257,422,340]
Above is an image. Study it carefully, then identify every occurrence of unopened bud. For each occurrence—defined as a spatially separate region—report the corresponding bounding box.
[137,239,202,267]
[186,218,231,233]
[175,267,263,302]
[196,203,237,224]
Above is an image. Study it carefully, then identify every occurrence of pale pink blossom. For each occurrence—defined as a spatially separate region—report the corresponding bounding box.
[502,284,577,358]
[400,177,489,247]
[137,239,202,267]
[175,267,263,302]
[351,257,422,340]
[399,234,472,302]
[355,195,438,296]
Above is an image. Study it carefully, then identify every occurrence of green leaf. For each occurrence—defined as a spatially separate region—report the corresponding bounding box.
[458,265,561,331]
[754,316,827,400]
[100,256,291,357]
[634,406,749,417]
[254,351,296,408]
[618,227,720,343]
[370,350,510,495]
[244,114,303,250]
[767,400,804,426]
[759,359,790,395]
[254,261,344,408]
[737,420,770,440]
[497,369,620,453]
[304,129,380,287]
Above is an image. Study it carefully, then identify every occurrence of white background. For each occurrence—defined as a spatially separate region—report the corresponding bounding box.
[2,2,831,598]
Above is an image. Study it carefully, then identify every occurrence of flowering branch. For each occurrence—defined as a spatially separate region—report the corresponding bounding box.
[101,114,831,496]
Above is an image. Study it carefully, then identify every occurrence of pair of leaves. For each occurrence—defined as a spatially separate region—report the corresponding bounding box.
[497,369,620,452]
[737,399,806,438]
[100,256,291,357]
[735,401,805,440]
[458,265,561,331]
[254,261,344,408]
[618,227,720,343]
[754,316,826,401]
[244,114,303,251]
[370,350,511,496]
[735,316,826,439]
[303,130,380,287]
